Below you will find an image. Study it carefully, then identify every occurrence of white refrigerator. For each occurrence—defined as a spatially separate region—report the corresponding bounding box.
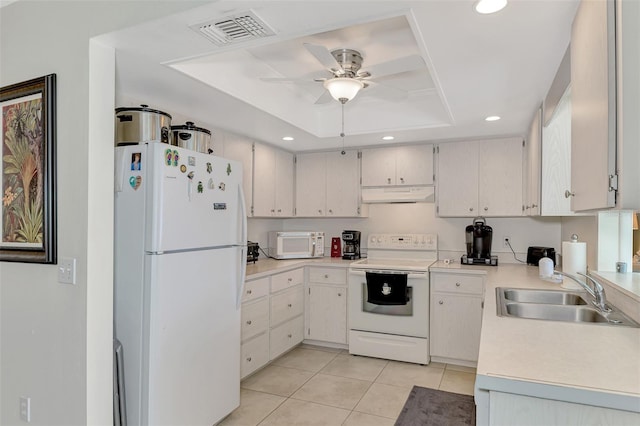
[114,143,246,425]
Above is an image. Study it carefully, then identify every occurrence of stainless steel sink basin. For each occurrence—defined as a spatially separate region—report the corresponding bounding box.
[503,288,588,305]
[505,303,608,323]
[496,287,639,327]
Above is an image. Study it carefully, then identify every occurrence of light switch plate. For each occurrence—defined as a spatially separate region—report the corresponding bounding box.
[58,258,76,284]
[20,396,30,422]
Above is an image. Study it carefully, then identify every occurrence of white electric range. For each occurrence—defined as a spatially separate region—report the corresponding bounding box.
[348,233,437,364]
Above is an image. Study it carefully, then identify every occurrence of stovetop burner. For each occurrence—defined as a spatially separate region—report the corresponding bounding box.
[349,233,438,273]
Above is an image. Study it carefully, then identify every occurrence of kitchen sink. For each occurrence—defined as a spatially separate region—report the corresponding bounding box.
[502,288,588,305]
[496,287,639,327]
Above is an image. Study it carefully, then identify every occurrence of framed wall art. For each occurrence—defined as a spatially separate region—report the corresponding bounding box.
[1,74,56,264]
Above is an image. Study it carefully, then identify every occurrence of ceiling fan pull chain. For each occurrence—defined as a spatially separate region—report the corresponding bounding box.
[341,102,346,155]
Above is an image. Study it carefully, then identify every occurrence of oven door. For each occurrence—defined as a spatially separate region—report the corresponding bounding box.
[348,269,429,338]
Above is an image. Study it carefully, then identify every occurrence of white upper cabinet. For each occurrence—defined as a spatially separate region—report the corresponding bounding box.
[295,150,362,217]
[438,138,523,217]
[542,88,574,216]
[361,145,434,186]
[253,143,294,217]
[570,0,616,211]
[523,107,542,216]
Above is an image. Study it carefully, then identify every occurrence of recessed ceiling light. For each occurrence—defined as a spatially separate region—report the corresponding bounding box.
[475,0,507,14]
[485,116,501,122]
[282,136,294,141]
[382,136,395,141]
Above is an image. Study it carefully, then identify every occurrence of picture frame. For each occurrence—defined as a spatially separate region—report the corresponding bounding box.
[1,74,57,264]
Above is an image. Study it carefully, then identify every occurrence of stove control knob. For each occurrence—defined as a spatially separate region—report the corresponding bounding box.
[370,236,376,244]
[377,237,383,243]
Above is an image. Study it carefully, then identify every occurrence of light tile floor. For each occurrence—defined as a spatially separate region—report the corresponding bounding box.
[219,344,476,426]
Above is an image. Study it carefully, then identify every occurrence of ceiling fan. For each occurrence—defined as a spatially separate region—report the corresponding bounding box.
[262,43,426,104]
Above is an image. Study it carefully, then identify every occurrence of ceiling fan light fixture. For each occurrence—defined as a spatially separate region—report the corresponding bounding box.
[474,0,507,14]
[485,115,501,121]
[324,78,364,104]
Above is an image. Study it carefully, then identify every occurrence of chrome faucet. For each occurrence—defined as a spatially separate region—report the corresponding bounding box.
[554,271,610,312]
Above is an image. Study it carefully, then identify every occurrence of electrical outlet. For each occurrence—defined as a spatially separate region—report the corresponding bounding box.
[503,236,511,247]
[58,258,76,284]
[20,396,31,422]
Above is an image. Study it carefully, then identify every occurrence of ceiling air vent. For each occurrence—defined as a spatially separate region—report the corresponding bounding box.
[191,10,275,46]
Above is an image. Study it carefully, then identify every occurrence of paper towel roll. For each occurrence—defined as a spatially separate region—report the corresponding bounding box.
[561,235,586,289]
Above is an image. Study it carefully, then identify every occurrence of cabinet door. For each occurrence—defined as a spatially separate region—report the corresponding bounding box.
[430,294,482,361]
[295,153,327,217]
[361,148,396,186]
[525,108,541,216]
[252,143,276,216]
[479,138,523,216]
[396,145,433,185]
[542,88,574,216]
[570,0,616,211]
[274,149,294,216]
[325,150,360,216]
[221,134,253,215]
[437,141,479,216]
[306,284,347,344]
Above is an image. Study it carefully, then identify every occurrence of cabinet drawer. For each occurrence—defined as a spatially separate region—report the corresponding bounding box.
[243,277,269,302]
[431,273,484,295]
[308,267,347,285]
[270,286,304,326]
[241,298,269,342]
[270,315,304,360]
[241,333,269,379]
[271,268,304,293]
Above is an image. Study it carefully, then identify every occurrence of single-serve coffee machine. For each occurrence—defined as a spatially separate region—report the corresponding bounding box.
[461,217,498,266]
[342,230,361,260]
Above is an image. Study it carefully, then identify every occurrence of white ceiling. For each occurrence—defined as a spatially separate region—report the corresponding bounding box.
[98,0,580,152]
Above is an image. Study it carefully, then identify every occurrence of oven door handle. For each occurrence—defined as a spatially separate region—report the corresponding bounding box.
[349,270,427,279]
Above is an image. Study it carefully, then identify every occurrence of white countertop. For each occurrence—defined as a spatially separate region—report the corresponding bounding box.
[465,263,640,412]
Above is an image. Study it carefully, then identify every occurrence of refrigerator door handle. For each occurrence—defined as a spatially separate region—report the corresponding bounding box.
[236,184,248,308]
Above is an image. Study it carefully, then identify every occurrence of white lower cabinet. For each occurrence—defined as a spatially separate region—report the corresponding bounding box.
[240,268,304,379]
[305,267,348,345]
[430,271,485,365]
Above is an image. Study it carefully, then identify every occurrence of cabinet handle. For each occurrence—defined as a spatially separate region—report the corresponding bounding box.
[271,209,275,213]
[400,177,404,184]
[329,209,333,214]
[439,300,444,305]
[246,357,252,362]
[484,207,488,212]
[246,320,252,325]
[288,303,292,308]
[318,209,322,214]
[324,274,329,279]
[288,277,292,282]
[338,293,342,297]
[532,203,538,208]
[246,289,252,295]
[469,207,474,212]
[387,178,392,184]
[287,334,292,338]
[277,209,282,213]
[565,190,575,198]
[455,282,460,287]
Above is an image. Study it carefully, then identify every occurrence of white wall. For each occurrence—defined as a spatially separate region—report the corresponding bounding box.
[245,203,563,264]
[0,2,208,425]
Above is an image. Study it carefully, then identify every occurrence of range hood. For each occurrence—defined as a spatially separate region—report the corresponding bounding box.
[361,186,435,203]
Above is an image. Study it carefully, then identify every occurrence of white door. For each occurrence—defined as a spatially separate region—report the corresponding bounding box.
[396,145,434,186]
[295,152,326,216]
[478,138,523,216]
[145,247,240,425]
[307,284,347,344]
[274,149,294,216]
[437,141,479,216]
[361,148,396,186]
[252,143,276,216]
[326,150,359,216]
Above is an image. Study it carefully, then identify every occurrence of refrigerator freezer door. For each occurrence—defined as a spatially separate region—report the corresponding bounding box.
[145,248,240,425]
[116,144,245,252]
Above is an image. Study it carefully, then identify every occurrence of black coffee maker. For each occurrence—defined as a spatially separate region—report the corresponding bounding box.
[342,230,361,260]
[461,217,498,266]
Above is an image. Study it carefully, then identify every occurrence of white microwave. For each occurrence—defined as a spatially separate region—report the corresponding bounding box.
[268,231,325,259]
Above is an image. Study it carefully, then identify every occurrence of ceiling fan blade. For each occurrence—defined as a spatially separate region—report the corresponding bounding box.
[363,80,408,101]
[365,55,425,79]
[260,77,317,85]
[314,90,335,105]
[304,43,341,71]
